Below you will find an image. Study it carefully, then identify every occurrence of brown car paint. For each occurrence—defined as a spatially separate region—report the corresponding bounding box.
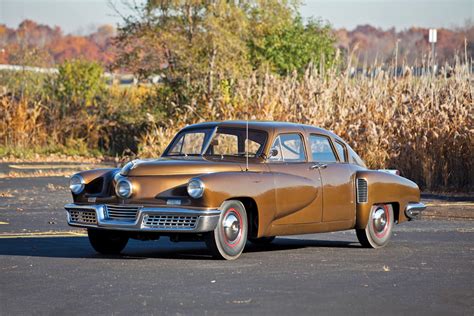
[70,121,421,237]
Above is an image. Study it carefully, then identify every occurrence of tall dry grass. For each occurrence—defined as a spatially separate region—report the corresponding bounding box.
[0,62,472,191]
[138,63,473,191]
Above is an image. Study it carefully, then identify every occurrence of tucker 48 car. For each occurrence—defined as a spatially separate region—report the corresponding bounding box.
[65,121,425,260]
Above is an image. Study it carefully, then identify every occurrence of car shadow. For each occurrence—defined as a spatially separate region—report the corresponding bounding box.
[0,236,361,260]
[245,238,361,254]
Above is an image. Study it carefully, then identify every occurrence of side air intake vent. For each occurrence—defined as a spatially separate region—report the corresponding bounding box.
[356,178,368,203]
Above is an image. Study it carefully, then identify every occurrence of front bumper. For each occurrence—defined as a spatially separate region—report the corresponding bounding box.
[64,203,221,233]
[405,202,426,220]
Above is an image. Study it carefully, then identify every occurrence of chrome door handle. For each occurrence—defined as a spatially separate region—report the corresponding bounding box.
[310,163,328,170]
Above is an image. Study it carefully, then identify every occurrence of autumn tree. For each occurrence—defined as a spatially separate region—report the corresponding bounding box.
[0,20,116,67]
[47,59,107,144]
[113,0,336,87]
[114,0,252,94]
[249,17,336,75]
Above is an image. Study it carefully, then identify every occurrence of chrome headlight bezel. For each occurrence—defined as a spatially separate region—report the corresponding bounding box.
[116,178,133,199]
[120,160,137,176]
[69,174,85,195]
[113,170,122,183]
[187,178,205,199]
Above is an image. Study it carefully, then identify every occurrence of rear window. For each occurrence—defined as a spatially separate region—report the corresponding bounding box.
[347,146,366,167]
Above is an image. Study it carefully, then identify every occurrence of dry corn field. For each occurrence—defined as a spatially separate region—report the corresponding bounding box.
[1,63,473,192]
[140,65,473,192]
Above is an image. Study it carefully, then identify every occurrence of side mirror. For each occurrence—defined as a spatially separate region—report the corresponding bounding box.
[270,148,279,157]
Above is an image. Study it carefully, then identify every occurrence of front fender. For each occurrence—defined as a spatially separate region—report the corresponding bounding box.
[355,170,420,228]
[72,168,119,202]
[198,171,276,237]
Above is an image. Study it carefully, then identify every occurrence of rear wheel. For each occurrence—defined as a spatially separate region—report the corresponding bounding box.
[87,229,129,255]
[248,236,275,245]
[206,200,248,260]
[356,204,394,248]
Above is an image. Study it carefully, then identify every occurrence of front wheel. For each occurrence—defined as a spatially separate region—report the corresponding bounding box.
[87,229,129,255]
[356,204,394,248]
[206,200,248,260]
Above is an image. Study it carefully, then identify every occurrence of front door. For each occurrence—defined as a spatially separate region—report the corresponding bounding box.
[267,133,323,225]
[308,134,356,222]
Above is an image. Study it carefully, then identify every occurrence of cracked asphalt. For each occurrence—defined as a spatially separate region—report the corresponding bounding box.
[0,173,473,315]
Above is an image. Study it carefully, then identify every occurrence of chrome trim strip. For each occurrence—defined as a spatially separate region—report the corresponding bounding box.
[64,203,221,232]
[405,202,426,220]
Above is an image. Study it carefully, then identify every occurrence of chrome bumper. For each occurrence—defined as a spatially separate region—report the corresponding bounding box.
[64,203,221,233]
[405,202,426,220]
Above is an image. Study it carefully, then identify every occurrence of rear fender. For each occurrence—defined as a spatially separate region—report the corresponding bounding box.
[355,170,420,229]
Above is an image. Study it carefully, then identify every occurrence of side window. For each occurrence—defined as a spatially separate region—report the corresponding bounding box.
[334,141,347,162]
[309,135,338,162]
[268,134,306,162]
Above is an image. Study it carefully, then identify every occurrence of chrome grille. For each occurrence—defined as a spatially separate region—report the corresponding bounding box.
[143,215,198,230]
[69,210,97,224]
[356,178,368,203]
[105,205,141,221]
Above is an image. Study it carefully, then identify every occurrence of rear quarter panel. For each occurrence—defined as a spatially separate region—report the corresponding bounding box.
[356,170,420,228]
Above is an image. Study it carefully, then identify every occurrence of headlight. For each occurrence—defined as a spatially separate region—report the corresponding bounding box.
[116,179,133,198]
[69,174,85,194]
[187,178,204,199]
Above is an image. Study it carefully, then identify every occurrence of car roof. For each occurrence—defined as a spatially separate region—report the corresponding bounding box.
[182,120,341,139]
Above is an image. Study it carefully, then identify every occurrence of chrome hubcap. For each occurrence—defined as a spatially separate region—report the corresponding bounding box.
[223,212,240,242]
[373,208,387,232]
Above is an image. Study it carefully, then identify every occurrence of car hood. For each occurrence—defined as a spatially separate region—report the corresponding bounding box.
[121,157,243,177]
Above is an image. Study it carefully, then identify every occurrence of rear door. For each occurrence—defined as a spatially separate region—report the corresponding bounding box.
[308,134,356,222]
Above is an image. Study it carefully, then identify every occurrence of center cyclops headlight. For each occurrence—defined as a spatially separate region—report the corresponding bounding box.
[187,178,205,199]
[116,178,133,198]
[69,174,85,194]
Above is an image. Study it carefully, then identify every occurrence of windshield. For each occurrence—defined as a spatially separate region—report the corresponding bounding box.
[164,127,267,158]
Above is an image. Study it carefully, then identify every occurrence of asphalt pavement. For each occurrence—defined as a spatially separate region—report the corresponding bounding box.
[0,173,473,315]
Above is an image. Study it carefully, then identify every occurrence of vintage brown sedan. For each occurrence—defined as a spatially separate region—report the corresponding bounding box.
[65,121,426,259]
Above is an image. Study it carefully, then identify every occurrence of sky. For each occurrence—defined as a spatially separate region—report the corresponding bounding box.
[0,0,473,34]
